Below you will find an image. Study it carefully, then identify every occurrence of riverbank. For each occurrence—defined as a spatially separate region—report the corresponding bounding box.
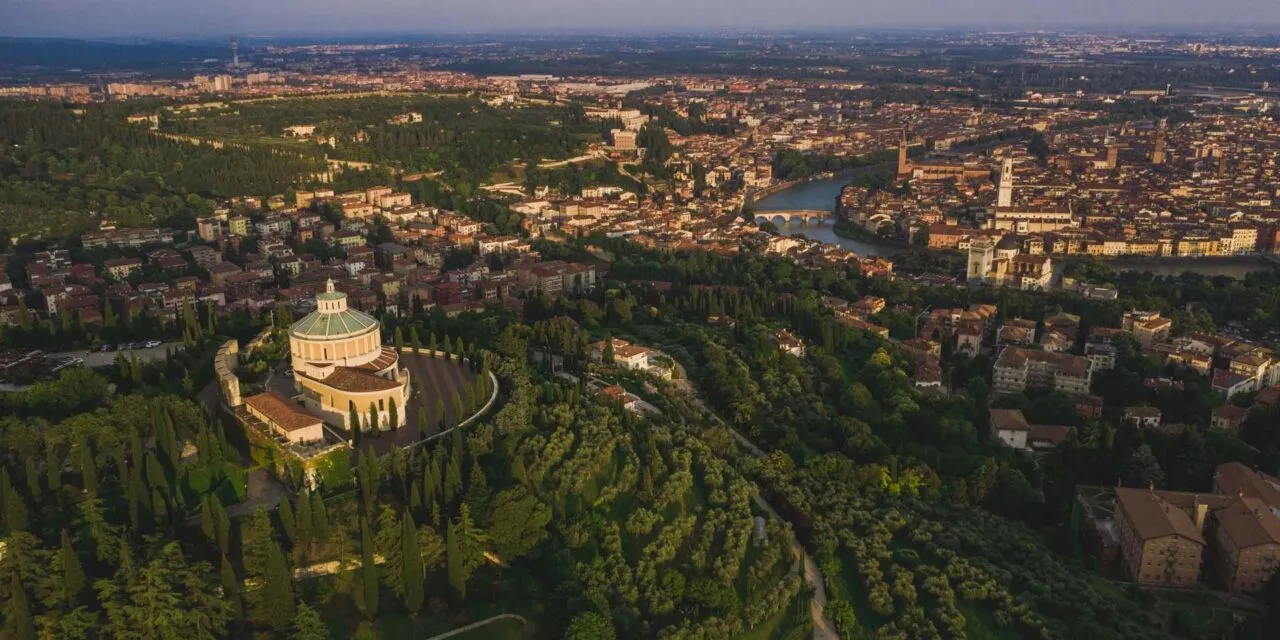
[831,220,910,248]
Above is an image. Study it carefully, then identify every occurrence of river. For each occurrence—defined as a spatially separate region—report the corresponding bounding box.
[754,173,1275,279]
[753,172,903,259]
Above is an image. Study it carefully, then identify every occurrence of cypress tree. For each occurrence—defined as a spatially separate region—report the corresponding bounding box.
[2,470,29,534]
[410,325,421,354]
[220,553,242,620]
[349,401,362,447]
[417,407,428,439]
[409,480,422,515]
[295,492,314,551]
[7,575,34,640]
[213,498,231,556]
[444,457,462,506]
[428,332,437,357]
[256,542,295,630]
[200,497,216,542]
[144,451,168,494]
[23,458,41,502]
[278,499,296,546]
[401,511,424,614]
[435,399,446,430]
[151,487,168,528]
[368,403,379,435]
[79,444,98,495]
[45,446,61,493]
[388,398,399,432]
[467,464,487,496]
[465,385,476,415]
[452,391,463,425]
[312,492,330,545]
[59,529,85,605]
[446,514,465,600]
[357,517,379,618]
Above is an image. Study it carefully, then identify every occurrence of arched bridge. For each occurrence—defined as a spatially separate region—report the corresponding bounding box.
[754,209,831,225]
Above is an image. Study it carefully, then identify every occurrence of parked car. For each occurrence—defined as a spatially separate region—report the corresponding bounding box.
[144,340,162,348]
[99,344,116,352]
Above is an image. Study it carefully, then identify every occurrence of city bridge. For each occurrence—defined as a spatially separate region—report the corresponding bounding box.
[754,209,831,225]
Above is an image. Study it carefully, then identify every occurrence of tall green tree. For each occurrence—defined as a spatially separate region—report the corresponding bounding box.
[6,575,34,640]
[291,603,330,640]
[356,516,379,619]
[312,492,330,545]
[374,506,403,598]
[295,491,314,553]
[254,541,295,631]
[219,553,242,620]
[349,401,362,447]
[401,511,424,614]
[446,513,465,600]
[58,529,86,606]
[279,498,297,546]
[96,542,233,640]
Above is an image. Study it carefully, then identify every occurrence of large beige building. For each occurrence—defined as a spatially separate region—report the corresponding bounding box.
[993,346,1092,396]
[1114,487,1206,587]
[290,280,409,432]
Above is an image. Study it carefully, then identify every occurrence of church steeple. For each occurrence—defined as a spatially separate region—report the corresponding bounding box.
[897,127,911,177]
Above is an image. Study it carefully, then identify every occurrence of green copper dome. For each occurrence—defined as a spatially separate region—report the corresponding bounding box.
[290,279,379,339]
[290,307,378,338]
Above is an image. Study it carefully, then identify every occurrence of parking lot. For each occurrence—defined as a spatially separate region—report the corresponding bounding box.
[48,341,184,368]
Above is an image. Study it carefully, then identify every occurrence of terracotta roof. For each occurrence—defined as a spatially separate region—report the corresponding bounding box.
[1213,405,1249,423]
[990,408,1031,432]
[1126,406,1163,419]
[1215,462,1280,510]
[320,367,402,393]
[1028,424,1074,447]
[1115,487,1206,545]
[245,391,323,433]
[1214,497,1280,549]
[352,346,400,373]
[615,344,651,360]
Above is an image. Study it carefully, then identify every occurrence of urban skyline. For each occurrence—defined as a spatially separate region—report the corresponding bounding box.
[4,0,1280,38]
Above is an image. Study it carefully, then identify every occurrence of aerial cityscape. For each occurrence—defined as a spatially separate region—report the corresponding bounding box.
[2,6,1280,640]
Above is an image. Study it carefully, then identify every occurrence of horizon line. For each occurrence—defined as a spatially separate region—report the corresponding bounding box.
[6,23,1280,42]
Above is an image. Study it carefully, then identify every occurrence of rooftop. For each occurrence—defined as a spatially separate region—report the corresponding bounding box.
[290,279,379,339]
[245,391,324,433]
[1115,487,1205,545]
[318,367,402,393]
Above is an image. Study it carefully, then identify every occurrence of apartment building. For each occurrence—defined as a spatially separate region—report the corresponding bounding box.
[993,346,1092,396]
[104,257,142,280]
[1207,498,1280,593]
[1122,310,1172,347]
[1114,487,1206,587]
[1104,464,1280,593]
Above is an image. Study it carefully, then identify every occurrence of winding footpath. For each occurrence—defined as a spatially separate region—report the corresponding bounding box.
[424,614,531,640]
[674,364,837,639]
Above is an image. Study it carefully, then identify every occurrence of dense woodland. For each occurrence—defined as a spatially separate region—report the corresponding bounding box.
[0,303,813,639]
[161,97,605,190]
[0,103,325,238]
[525,238,1280,638]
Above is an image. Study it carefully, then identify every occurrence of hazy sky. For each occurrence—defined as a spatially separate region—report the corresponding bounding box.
[2,0,1279,38]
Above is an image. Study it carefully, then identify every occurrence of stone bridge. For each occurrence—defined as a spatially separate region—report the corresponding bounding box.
[754,209,831,225]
